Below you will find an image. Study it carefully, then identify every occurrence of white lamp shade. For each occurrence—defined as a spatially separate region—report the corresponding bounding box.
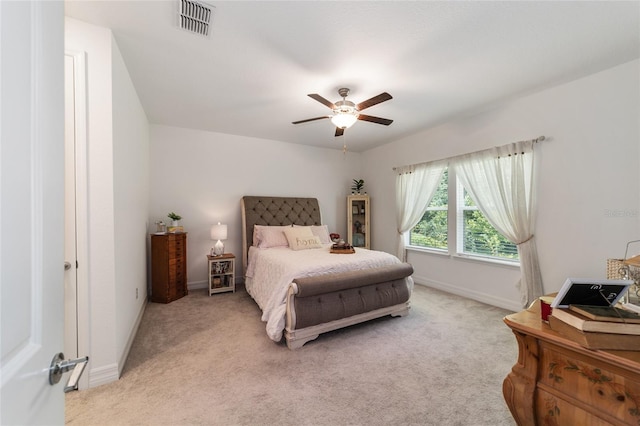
[331,112,358,129]
[210,223,227,241]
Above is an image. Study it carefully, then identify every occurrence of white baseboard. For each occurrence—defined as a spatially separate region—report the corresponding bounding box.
[188,280,208,291]
[117,300,147,377]
[189,277,244,292]
[413,274,522,312]
[88,363,119,388]
[86,300,147,389]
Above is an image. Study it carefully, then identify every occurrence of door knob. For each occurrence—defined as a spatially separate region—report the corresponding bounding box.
[64,261,72,271]
[49,352,89,392]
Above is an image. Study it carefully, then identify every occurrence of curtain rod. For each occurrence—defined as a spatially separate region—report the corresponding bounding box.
[392,135,546,171]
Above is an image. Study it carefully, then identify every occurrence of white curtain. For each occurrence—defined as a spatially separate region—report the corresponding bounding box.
[395,161,446,261]
[453,140,543,307]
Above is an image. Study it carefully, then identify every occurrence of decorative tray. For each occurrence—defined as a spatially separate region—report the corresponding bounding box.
[330,244,355,254]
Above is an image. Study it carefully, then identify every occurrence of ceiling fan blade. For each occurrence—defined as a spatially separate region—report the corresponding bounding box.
[308,94,336,110]
[335,127,345,137]
[356,92,392,111]
[292,116,331,125]
[357,114,393,126]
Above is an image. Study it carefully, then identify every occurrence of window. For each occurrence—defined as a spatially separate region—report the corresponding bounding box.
[459,186,518,260]
[409,168,519,262]
[409,169,447,250]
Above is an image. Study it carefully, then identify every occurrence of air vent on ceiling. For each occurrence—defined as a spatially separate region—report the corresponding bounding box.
[178,0,214,37]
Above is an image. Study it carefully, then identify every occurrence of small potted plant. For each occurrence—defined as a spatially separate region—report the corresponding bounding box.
[167,212,182,227]
[351,179,364,194]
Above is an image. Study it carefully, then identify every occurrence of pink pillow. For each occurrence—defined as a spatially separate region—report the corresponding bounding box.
[254,225,291,248]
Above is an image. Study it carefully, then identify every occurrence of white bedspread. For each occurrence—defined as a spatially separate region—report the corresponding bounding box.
[245,244,411,341]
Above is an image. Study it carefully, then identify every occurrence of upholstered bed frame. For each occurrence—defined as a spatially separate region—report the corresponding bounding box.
[241,196,413,349]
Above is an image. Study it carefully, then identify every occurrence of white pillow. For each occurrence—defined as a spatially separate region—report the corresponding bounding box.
[254,225,291,248]
[284,227,323,251]
[293,224,331,244]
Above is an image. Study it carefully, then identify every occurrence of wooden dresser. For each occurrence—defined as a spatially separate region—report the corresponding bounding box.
[503,303,640,425]
[150,232,188,303]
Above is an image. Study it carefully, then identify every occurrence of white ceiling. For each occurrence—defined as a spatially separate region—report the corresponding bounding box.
[64,1,640,152]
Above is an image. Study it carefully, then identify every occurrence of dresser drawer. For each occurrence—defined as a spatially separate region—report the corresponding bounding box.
[538,343,640,425]
[536,388,614,426]
[168,234,185,255]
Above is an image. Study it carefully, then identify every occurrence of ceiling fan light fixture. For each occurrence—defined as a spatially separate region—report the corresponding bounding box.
[331,99,358,129]
[331,111,358,129]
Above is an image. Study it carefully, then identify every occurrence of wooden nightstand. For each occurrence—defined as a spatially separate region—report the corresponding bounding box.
[207,253,235,295]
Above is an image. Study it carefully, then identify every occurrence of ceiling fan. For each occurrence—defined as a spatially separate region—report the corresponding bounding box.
[292,88,393,137]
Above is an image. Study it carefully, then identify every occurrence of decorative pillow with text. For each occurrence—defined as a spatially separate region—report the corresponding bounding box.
[293,224,331,244]
[284,227,323,250]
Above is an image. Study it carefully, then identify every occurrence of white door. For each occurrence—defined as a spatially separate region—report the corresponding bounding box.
[0,1,66,424]
[64,54,79,361]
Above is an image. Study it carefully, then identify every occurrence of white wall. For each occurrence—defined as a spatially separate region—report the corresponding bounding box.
[149,125,361,287]
[65,17,117,386]
[111,34,150,375]
[362,59,640,312]
[65,17,149,387]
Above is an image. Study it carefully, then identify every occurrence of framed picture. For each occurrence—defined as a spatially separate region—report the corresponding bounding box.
[352,206,359,215]
[550,278,632,308]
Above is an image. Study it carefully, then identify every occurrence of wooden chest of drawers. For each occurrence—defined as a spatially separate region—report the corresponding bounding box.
[150,233,188,303]
[503,303,640,425]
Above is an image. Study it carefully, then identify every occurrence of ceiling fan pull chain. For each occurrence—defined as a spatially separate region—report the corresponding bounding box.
[343,131,348,155]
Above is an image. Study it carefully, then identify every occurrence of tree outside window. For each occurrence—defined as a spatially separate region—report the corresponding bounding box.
[460,188,518,260]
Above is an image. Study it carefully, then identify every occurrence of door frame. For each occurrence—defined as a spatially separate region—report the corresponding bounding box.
[65,49,90,390]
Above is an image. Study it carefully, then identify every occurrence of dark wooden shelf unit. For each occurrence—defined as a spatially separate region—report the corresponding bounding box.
[150,232,188,303]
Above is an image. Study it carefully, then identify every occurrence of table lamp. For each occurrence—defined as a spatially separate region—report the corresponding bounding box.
[210,222,227,256]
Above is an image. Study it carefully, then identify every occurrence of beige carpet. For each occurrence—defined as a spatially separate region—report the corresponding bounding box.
[65,284,518,426]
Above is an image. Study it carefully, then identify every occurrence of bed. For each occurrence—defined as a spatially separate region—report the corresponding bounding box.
[241,196,414,349]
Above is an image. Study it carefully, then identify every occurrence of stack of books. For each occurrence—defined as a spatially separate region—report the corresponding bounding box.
[549,304,640,350]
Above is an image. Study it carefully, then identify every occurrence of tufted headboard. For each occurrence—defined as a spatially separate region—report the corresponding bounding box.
[241,196,322,275]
